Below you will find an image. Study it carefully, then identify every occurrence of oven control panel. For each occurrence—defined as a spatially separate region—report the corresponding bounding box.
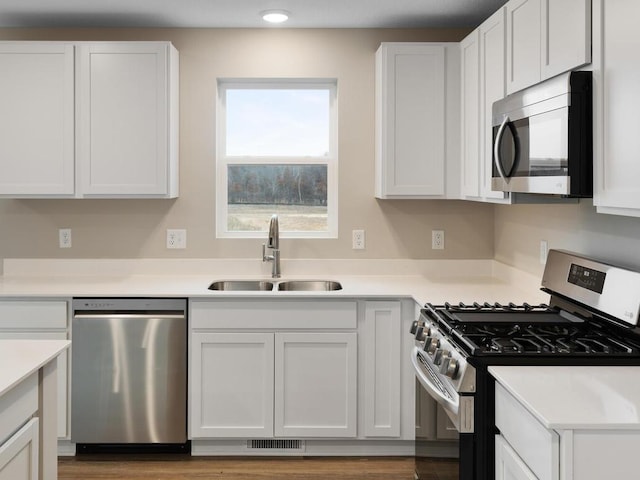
[410,312,474,393]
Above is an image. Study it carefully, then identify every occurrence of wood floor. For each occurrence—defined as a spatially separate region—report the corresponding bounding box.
[58,455,458,480]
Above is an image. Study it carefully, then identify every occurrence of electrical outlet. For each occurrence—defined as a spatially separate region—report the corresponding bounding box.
[59,228,72,249]
[540,240,548,265]
[432,230,445,250]
[167,229,187,249]
[352,229,365,250]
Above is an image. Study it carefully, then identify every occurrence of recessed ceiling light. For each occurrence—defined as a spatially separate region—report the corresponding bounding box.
[261,10,290,24]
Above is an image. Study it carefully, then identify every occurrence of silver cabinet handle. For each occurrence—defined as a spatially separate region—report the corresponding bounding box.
[493,115,510,182]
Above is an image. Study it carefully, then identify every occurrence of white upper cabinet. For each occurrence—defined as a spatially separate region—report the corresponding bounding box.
[460,31,481,199]
[593,0,640,216]
[479,8,511,202]
[506,0,542,95]
[506,0,591,95]
[460,8,512,204]
[0,41,179,198]
[375,42,460,199]
[541,0,592,80]
[77,42,179,198]
[0,43,75,196]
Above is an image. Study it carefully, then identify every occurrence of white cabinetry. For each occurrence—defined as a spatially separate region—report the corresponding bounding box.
[0,374,39,480]
[506,0,591,95]
[77,42,179,197]
[506,0,542,94]
[461,8,511,203]
[495,379,640,480]
[191,332,275,438]
[0,43,74,196]
[190,300,358,440]
[361,301,401,438]
[375,43,460,199]
[0,41,179,198]
[275,332,357,437]
[495,434,537,480]
[460,31,481,199]
[593,0,640,216]
[0,300,69,439]
[0,419,39,480]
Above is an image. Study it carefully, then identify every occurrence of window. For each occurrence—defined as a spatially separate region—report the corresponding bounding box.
[216,79,338,238]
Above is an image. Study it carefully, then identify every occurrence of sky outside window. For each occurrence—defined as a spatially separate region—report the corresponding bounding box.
[225,89,330,157]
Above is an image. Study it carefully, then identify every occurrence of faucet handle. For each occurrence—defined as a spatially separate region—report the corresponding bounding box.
[262,243,268,262]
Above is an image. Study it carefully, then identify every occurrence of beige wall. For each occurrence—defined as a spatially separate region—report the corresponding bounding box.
[495,201,640,277]
[0,28,495,262]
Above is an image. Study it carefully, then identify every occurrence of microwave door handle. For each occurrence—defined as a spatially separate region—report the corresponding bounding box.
[494,115,510,182]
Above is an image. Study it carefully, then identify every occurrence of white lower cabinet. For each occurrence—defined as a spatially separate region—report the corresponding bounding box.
[191,332,275,438]
[191,330,357,439]
[495,381,640,480]
[189,300,359,440]
[274,332,357,437]
[0,300,69,439]
[495,434,538,480]
[0,419,39,480]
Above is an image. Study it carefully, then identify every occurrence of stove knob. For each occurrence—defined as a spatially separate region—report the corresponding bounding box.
[422,337,433,351]
[415,326,427,341]
[434,348,449,365]
[410,320,421,334]
[439,356,452,374]
[445,358,459,379]
[426,338,440,355]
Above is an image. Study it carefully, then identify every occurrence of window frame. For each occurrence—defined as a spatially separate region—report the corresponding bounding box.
[216,78,338,239]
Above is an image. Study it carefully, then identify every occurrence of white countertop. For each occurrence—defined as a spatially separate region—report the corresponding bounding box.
[0,339,70,397]
[0,258,549,306]
[490,366,640,430]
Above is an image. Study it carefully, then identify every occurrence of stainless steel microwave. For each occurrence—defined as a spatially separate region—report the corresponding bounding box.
[491,71,592,197]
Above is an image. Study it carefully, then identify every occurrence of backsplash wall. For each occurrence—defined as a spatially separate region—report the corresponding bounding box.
[495,201,640,277]
[0,28,495,263]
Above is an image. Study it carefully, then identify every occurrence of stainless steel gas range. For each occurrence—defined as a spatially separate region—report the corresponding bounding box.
[411,250,640,480]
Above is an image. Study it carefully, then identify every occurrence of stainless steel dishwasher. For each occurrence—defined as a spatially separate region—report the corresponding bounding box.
[71,298,187,452]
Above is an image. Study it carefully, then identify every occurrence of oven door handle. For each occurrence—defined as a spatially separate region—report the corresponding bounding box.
[411,347,459,415]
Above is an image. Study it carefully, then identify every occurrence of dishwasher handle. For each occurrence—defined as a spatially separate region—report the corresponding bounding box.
[73,313,185,320]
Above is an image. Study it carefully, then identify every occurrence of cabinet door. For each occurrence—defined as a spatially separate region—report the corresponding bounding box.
[0,418,39,480]
[541,0,591,80]
[461,31,481,198]
[77,42,175,197]
[0,43,75,196]
[594,0,640,215]
[0,332,67,439]
[362,302,401,437]
[506,0,542,94]
[480,8,511,202]
[274,332,357,437]
[495,435,538,480]
[190,332,274,438]
[375,43,446,198]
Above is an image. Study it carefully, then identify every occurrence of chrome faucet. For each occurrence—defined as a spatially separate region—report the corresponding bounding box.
[262,214,281,278]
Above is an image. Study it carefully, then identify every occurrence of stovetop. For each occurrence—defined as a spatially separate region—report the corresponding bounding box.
[423,302,640,357]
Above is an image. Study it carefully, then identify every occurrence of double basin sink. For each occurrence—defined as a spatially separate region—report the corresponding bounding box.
[209,280,342,292]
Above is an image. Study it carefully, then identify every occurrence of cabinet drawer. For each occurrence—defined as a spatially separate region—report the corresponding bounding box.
[0,373,38,446]
[0,301,68,329]
[191,300,357,330]
[495,383,559,480]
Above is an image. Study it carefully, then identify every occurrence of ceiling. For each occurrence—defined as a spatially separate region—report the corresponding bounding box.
[0,0,507,29]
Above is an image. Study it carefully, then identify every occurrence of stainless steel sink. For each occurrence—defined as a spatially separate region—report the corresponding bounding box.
[277,280,342,291]
[208,280,275,291]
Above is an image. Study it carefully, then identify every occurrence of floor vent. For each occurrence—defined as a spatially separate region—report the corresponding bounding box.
[247,439,305,451]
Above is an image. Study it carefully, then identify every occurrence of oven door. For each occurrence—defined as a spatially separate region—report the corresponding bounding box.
[412,347,474,433]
